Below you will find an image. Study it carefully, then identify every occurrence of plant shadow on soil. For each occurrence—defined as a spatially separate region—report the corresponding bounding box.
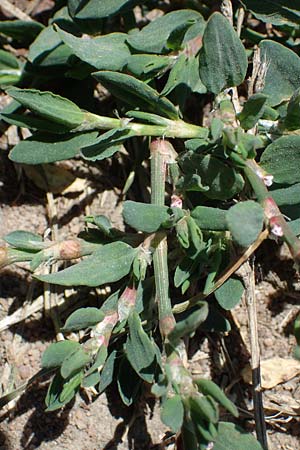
[102,383,157,450]
[0,383,73,450]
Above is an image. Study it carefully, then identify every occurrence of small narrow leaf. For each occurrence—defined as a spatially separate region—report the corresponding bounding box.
[81,128,132,161]
[195,378,238,417]
[6,87,84,129]
[36,242,137,287]
[92,71,178,119]
[199,12,247,94]
[226,201,264,247]
[161,395,184,432]
[98,350,117,394]
[238,93,268,130]
[117,357,141,406]
[125,311,156,383]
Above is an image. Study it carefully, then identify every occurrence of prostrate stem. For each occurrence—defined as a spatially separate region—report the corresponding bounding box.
[83,112,208,139]
[244,160,300,262]
[150,139,175,338]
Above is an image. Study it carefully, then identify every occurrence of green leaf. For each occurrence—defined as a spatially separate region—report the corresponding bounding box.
[0,20,44,43]
[9,131,99,164]
[28,25,72,67]
[179,153,244,200]
[202,306,231,333]
[123,201,171,233]
[189,393,219,423]
[226,201,264,247]
[170,302,209,342]
[4,230,44,251]
[98,350,117,394]
[126,54,171,78]
[41,341,81,368]
[117,356,141,406]
[289,218,300,236]
[45,373,66,411]
[92,71,179,119]
[284,87,300,130]
[199,12,248,94]
[81,128,132,161]
[294,313,300,345]
[240,0,300,26]
[60,348,91,379]
[6,87,84,129]
[62,307,104,331]
[1,113,73,134]
[161,395,184,433]
[271,183,300,206]
[191,206,228,231]
[215,277,244,310]
[82,371,101,388]
[85,346,108,376]
[260,40,300,106]
[195,379,238,417]
[238,93,268,130]
[125,311,156,383]
[127,10,204,54]
[213,422,264,450]
[161,55,206,102]
[36,242,137,287]
[174,257,197,288]
[260,136,300,184]
[59,371,83,404]
[57,27,130,71]
[68,0,141,20]
[192,417,218,443]
[0,50,21,86]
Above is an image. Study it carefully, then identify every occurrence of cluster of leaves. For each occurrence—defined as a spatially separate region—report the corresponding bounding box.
[1,1,300,449]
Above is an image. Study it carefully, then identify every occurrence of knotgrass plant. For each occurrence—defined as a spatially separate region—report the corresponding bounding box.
[1,1,300,448]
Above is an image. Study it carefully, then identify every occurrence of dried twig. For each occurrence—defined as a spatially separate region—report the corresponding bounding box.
[1,0,33,21]
[238,260,268,450]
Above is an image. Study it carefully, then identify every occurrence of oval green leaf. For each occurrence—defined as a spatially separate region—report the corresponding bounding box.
[199,12,247,94]
[215,277,244,310]
[161,395,184,433]
[260,40,300,106]
[41,341,81,368]
[214,422,264,450]
[62,307,104,331]
[260,136,300,184]
[226,201,264,247]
